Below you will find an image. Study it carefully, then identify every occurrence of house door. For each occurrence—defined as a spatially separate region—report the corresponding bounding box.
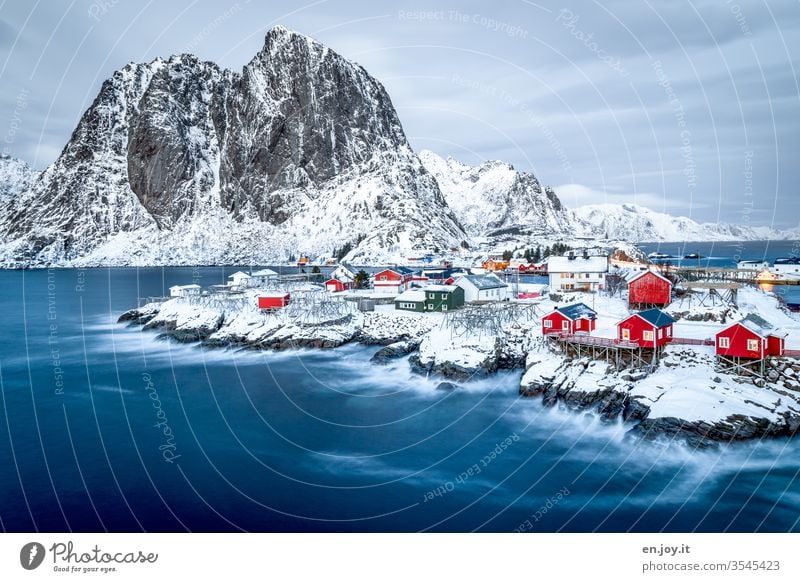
[622,328,630,341]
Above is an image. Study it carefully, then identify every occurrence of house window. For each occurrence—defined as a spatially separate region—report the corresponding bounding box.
[562,321,569,330]
[428,304,434,310]
[666,327,671,337]
[442,305,447,311]
[747,339,759,351]
[544,320,553,328]
[719,336,730,348]
[658,329,663,339]
[643,330,654,342]
[429,293,435,299]
[379,275,387,281]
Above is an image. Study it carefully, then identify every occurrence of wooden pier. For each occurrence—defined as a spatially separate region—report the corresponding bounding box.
[551,332,659,370]
[656,265,800,286]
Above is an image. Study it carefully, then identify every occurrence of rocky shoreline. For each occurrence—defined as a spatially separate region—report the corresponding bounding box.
[119,296,800,447]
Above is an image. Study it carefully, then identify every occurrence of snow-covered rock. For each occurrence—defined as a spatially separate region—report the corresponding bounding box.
[572,203,790,242]
[419,150,571,239]
[0,154,36,204]
[0,26,467,267]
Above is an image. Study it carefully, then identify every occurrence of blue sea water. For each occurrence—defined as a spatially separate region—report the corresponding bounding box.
[0,265,799,532]
[638,240,800,304]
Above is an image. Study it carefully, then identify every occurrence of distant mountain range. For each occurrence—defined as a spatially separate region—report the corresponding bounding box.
[0,27,794,267]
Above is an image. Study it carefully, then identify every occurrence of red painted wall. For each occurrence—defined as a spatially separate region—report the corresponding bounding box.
[617,315,672,347]
[258,294,291,309]
[715,323,765,359]
[542,311,571,334]
[629,272,672,306]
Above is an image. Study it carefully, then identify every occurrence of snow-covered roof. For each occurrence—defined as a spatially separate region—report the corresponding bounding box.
[260,292,290,298]
[228,271,251,279]
[251,268,278,277]
[738,314,787,338]
[170,284,201,290]
[459,274,508,290]
[425,284,459,292]
[547,256,608,273]
[557,302,597,320]
[395,289,426,302]
[626,269,672,285]
[629,308,675,328]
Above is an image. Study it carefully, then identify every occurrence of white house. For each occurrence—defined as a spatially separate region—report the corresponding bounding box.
[773,258,800,277]
[547,253,608,292]
[169,284,202,298]
[227,271,253,289]
[226,269,278,289]
[454,274,508,302]
[330,262,358,282]
[249,268,278,286]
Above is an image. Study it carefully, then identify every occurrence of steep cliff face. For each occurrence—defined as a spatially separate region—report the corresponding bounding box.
[0,26,466,266]
[419,150,572,240]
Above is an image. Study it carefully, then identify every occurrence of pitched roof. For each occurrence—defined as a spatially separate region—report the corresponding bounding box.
[425,284,459,292]
[546,255,608,273]
[626,269,672,285]
[556,302,597,320]
[170,284,201,290]
[460,274,508,290]
[395,289,426,302]
[250,268,278,277]
[737,314,787,338]
[631,308,675,328]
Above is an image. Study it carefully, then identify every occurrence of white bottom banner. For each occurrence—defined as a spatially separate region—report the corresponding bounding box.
[0,533,796,580]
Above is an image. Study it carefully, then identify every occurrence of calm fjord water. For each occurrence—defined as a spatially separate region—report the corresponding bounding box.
[0,264,799,532]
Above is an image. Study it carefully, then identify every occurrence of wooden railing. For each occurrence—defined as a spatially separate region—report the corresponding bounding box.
[671,337,714,346]
[553,332,639,349]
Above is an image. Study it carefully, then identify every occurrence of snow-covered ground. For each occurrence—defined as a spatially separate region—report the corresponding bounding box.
[121,280,800,443]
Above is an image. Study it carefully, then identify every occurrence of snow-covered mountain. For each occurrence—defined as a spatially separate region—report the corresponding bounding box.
[572,203,790,242]
[419,150,572,239]
[0,154,37,204]
[0,26,466,266]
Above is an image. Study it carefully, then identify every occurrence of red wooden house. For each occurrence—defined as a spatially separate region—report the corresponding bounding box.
[258,293,291,310]
[715,315,786,359]
[627,270,672,307]
[373,267,414,294]
[616,308,675,348]
[324,278,352,292]
[542,303,597,335]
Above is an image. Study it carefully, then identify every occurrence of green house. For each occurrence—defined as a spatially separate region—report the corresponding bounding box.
[395,285,465,312]
[394,289,427,312]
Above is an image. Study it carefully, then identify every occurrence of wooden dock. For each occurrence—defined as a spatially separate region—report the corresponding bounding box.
[656,265,800,285]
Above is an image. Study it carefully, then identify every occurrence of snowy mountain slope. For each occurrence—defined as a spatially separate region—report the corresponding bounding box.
[572,203,788,242]
[0,26,466,267]
[419,150,572,239]
[0,154,37,204]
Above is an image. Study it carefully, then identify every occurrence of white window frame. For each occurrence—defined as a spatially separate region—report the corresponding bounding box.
[562,320,570,331]
[544,320,553,328]
[747,338,759,352]
[442,304,447,311]
[428,304,434,310]
[643,330,654,342]
[719,336,730,348]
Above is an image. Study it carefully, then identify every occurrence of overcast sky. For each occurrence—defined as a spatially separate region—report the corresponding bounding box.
[1,0,798,228]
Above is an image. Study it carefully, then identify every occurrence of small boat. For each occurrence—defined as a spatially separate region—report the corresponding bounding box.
[683,253,702,259]
[647,252,672,260]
